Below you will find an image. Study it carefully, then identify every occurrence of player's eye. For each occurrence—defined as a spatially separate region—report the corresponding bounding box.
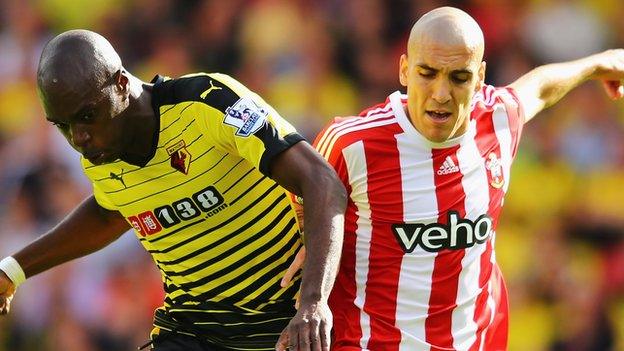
[420,71,435,78]
[51,121,69,129]
[80,112,94,122]
[452,74,470,84]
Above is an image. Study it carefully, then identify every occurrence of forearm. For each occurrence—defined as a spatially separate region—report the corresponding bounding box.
[298,169,346,304]
[269,141,347,304]
[12,195,129,278]
[511,50,620,122]
[534,58,599,109]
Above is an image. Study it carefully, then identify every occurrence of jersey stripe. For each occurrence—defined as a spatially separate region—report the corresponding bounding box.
[482,264,508,349]
[342,141,373,349]
[469,89,514,351]
[426,145,465,350]
[451,123,489,350]
[394,131,438,351]
[362,130,405,351]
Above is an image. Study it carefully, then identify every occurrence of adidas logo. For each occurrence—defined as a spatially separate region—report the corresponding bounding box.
[437,156,460,175]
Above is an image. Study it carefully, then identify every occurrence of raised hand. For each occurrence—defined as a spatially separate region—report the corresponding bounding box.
[594,49,624,100]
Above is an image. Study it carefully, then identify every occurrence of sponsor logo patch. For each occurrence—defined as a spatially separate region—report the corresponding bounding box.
[223,97,268,137]
[128,211,163,237]
[126,185,228,237]
[437,155,460,175]
[392,211,493,253]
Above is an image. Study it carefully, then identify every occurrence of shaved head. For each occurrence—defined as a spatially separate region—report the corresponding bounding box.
[35,30,138,165]
[398,7,486,143]
[408,7,484,63]
[35,30,158,167]
[37,29,122,97]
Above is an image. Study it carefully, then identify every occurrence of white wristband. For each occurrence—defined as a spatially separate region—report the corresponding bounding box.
[0,257,26,287]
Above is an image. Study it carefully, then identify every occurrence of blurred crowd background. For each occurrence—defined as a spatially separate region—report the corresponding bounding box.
[1,0,624,350]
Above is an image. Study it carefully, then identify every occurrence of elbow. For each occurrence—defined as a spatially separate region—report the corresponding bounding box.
[305,163,348,211]
[321,164,348,211]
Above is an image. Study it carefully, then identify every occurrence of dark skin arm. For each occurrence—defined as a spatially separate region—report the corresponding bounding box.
[0,195,130,314]
[270,141,347,351]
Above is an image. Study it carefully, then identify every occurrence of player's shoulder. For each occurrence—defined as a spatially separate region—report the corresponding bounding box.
[315,100,399,152]
[471,84,521,116]
[151,73,244,114]
[472,85,519,108]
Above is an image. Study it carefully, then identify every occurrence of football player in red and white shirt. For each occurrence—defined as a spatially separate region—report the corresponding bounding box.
[280,6,624,351]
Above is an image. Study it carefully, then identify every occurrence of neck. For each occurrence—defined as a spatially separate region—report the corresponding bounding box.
[120,76,158,166]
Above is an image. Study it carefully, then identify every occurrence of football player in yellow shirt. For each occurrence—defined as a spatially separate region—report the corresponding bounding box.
[0,30,346,351]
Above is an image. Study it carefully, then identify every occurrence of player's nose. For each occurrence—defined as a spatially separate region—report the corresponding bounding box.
[70,124,92,148]
[431,78,451,104]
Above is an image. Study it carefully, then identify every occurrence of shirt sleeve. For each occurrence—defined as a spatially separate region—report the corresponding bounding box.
[197,73,305,177]
[497,86,525,158]
[313,117,352,188]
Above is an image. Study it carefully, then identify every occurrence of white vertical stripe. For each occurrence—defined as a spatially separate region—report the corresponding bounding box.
[343,141,373,349]
[479,266,495,351]
[394,131,439,350]
[492,105,513,193]
[479,232,504,351]
[452,122,490,350]
[480,234,499,351]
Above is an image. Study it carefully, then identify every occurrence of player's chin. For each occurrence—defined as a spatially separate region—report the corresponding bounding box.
[89,152,117,165]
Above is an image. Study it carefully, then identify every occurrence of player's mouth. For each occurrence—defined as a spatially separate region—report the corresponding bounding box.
[426,110,453,123]
[84,151,106,164]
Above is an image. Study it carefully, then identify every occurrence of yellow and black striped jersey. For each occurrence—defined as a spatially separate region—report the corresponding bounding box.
[82,73,304,349]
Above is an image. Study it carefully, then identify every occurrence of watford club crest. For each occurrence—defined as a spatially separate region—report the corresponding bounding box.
[167,140,192,174]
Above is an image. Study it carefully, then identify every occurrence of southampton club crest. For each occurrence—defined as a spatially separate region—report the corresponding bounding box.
[167,140,191,174]
[485,152,504,189]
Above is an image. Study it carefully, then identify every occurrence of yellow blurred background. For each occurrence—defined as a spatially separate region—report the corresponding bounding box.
[0,0,623,350]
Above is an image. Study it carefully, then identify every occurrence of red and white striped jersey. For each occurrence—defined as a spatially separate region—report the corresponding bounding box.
[314,85,524,351]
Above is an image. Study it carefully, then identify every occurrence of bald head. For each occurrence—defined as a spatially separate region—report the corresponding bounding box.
[398,7,487,143]
[37,30,122,95]
[408,7,484,61]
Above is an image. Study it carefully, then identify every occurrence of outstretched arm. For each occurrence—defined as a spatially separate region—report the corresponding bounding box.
[509,49,624,123]
[270,141,347,351]
[0,195,130,314]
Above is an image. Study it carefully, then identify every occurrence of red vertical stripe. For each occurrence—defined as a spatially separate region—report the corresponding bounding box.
[426,145,466,351]
[482,265,509,349]
[318,129,365,349]
[362,129,405,351]
[329,188,364,349]
[469,96,508,351]
[319,115,405,350]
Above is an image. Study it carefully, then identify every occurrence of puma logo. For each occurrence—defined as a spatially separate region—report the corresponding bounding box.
[200,80,223,99]
[110,169,127,188]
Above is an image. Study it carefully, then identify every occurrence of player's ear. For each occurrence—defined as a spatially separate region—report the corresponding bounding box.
[114,69,128,90]
[114,69,130,98]
[475,61,486,93]
[399,54,409,87]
